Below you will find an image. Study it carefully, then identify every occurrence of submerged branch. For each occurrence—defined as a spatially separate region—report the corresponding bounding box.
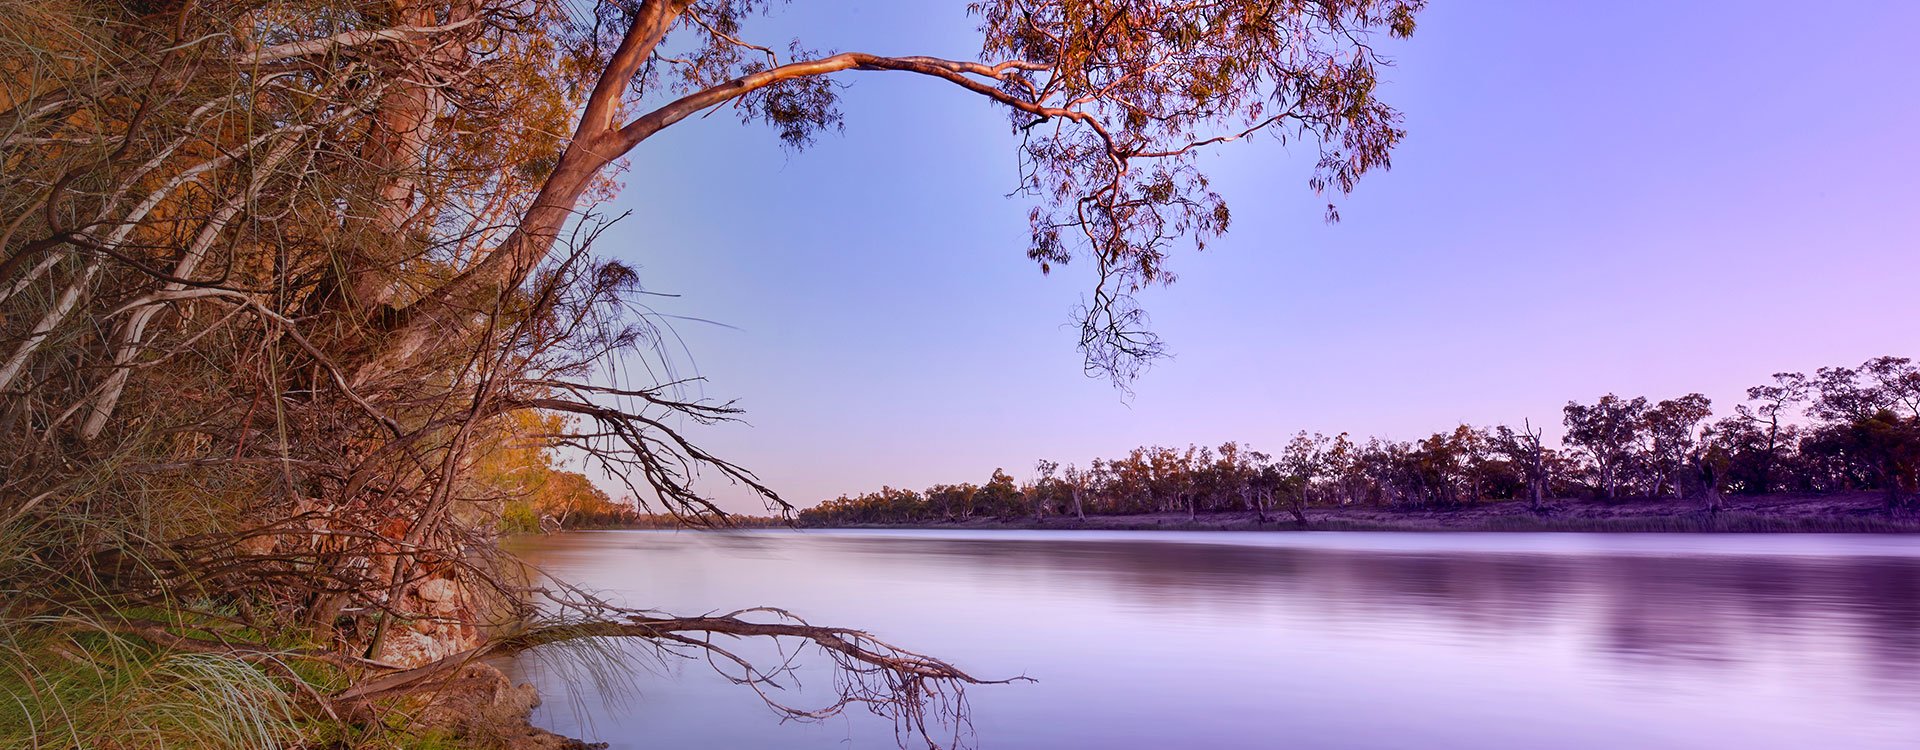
[336,606,1024,747]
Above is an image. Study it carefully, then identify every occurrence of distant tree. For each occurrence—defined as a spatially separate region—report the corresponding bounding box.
[1801,411,1920,513]
[1692,451,1728,515]
[802,356,1917,523]
[1563,394,1651,502]
[1495,421,1551,514]
[977,469,1025,519]
[1811,357,1920,423]
[1411,432,1461,507]
[1718,372,1810,493]
[1062,463,1090,520]
[1278,432,1328,523]
[1032,459,1062,520]
[1103,452,1155,514]
[1143,446,1194,517]
[1447,424,1518,504]
[1356,437,1414,507]
[1807,357,1920,512]
[1251,463,1284,523]
[1322,433,1366,506]
[926,483,981,521]
[1851,412,1920,513]
[1404,427,1516,507]
[1210,441,1271,520]
[1643,394,1713,499]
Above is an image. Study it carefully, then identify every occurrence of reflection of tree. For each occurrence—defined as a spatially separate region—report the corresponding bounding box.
[1852,568,1920,690]
[841,538,1920,692]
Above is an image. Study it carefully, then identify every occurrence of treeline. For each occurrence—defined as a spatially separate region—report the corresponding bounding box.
[476,418,789,531]
[509,506,790,531]
[798,355,1920,526]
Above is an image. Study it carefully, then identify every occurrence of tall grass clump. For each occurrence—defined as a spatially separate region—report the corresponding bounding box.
[0,626,299,750]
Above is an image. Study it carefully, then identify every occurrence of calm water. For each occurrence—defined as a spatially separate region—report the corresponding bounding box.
[504,530,1920,749]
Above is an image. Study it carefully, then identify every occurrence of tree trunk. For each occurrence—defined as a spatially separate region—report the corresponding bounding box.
[1886,462,1908,515]
[352,0,690,384]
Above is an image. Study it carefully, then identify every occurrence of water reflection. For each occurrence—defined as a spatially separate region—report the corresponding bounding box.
[889,538,1920,670]
[507,531,1920,749]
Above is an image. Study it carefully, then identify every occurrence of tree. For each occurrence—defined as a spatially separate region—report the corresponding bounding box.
[1495,421,1551,514]
[1322,433,1366,506]
[1062,462,1091,519]
[360,0,1429,388]
[1807,357,1920,512]
[1103,450,1155,514]
[1145,445,1199,517]
[1279,432,1333,522]
[1446,424,1517,504]
[1723,372,1809,493]
[1210,441,1268,519]
[1031,459,1062,520]
[1811,357,1920,423]
[792,357,1917,528]
[1563,394,1651,502]
[926,482,982,521]
[1693,448,1729,515]
[3,1,1430,736]
[1643,394,1713,499]
[1849,412,1920,513]
[978,468,1025,518]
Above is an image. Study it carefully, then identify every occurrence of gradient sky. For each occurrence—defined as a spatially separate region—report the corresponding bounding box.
[578,1,1920,513]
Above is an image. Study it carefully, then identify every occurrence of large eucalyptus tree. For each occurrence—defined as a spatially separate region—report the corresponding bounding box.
[0,0,1422,743]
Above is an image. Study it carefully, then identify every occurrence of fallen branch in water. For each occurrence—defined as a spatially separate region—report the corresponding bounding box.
[335,606,1028,749]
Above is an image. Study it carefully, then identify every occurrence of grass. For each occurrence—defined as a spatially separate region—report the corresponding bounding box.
[0,614,514,750]
[0,626,299,750]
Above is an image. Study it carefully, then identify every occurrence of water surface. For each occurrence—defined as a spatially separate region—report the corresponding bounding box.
[505,530,1920,749]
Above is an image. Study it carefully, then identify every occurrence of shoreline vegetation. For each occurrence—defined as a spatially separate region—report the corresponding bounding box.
[544,490,1920,535]
[784,355,1920,534]
[535,353,1920,537]
[795,491,1920,535]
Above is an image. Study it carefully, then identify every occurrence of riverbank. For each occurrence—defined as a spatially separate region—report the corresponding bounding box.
[808,491,1920,534]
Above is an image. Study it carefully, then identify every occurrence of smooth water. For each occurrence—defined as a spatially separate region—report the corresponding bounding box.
[504,530,1920,749]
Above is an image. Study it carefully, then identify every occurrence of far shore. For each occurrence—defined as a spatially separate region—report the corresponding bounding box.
[798,491,1920,534]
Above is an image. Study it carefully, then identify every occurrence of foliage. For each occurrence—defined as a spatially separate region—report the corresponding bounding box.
[1,0,1430,745]
[472,411,640,531]
[801,354,1920,526]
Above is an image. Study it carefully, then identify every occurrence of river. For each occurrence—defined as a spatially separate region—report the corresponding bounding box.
[503,530,1920,749]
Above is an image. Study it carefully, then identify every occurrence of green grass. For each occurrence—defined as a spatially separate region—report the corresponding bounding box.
[0,616,509,750]
[0,627,299,750]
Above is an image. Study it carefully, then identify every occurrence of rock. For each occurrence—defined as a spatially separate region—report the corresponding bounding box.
[376,625,470,667]
[411,663,608,750]
[418,578,460,603]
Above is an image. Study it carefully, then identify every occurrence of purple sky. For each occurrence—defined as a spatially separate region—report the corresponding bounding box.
[580,1,1920,513]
